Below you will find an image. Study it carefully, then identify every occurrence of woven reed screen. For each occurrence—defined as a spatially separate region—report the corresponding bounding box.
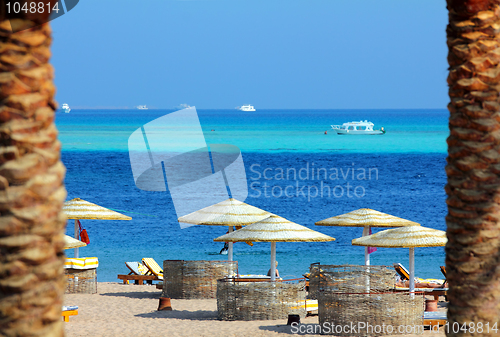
[162,260,238,299]
[65,268,97,294]
[308,263,321,299]
[313,264,424,336]
[217,278,306,321]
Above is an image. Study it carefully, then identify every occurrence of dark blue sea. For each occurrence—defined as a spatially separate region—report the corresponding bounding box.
[57,109,449,282]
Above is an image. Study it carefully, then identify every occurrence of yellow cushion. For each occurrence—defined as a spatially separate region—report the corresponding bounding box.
[142,258,163,277]
[416,277,445,284]
[289,299,318,311]
[137,264,149,275]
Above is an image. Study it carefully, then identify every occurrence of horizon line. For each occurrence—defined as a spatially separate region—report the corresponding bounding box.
[66,107,448,110]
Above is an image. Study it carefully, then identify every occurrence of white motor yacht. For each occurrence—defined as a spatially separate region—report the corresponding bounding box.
[331,121,385,135]
[239,105,256,112]
[62,103,71,113]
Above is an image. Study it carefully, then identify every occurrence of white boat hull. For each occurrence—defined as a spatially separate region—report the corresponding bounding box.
[61,103,70,113]
[239,105,256,111]
[335,129,385,135]
[331,121,385,135]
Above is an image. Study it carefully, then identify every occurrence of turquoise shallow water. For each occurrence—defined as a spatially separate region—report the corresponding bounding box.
[57,109,449,282]
[56,109,448,153]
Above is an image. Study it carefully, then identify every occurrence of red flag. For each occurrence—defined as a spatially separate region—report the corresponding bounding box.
[367,227,377,254]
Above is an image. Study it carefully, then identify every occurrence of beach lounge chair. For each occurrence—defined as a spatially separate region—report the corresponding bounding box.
[393,286,448,300]
[393,263,410,280]
[393,263,446,285]
[62,306,78,322]
[117,262,159,285]
[125,261,150,276]
[142,258,163,280]
[424,311,447,328]
[393,263,448,300]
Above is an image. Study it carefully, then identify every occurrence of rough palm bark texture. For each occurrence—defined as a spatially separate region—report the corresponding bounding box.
[0,9,66,337]
[446,0,500,335]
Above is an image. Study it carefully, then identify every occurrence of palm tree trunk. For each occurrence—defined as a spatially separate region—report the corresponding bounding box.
[0,8,66,337]
[446,0,500,335]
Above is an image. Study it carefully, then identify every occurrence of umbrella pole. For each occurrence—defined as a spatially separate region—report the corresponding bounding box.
[362,226,370,294]
[228,226,233,261]
[362,226,370,265]
[74,219,79,258]
[270,242,276,282]
[409,247,415,298]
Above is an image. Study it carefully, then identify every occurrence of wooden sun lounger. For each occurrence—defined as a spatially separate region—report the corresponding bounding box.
[117,274,159,285]
[62,310,78,322]
[424,317,447,328]
[125,261,152,276]
[393,287,448,301]
[423,311,447,328]
[428,288,447,301]
[234,277,273,282]
[119,261,160,284]
[141,258,163,279]
[62,309,78,322]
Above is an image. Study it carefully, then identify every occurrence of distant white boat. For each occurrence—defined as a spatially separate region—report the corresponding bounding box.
[61,103,70,113]
[137,105,148,110]
[239,105,256,112]
[331,121,385,135]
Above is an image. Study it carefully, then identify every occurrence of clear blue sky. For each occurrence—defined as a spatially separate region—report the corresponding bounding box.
[50,0,448,109]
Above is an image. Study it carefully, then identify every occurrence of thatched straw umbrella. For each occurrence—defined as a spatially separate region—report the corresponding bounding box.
[214,215,335,281]
[178,198,271,261]
[316,208,420,265]
[63,198,132,258]
[63,235,87,250]
[352,226,447,294]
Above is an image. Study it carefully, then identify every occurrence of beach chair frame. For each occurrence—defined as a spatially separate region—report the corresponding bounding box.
[393,263,411,281]
[142,258,163,279]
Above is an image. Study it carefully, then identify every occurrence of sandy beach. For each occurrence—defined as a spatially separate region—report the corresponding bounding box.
[63,282,447,337]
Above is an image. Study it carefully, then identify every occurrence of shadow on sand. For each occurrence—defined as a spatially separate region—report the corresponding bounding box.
[99,292,160,300]
[136,310,217,321]
[438,302,448,309]
[259,324,318,335]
